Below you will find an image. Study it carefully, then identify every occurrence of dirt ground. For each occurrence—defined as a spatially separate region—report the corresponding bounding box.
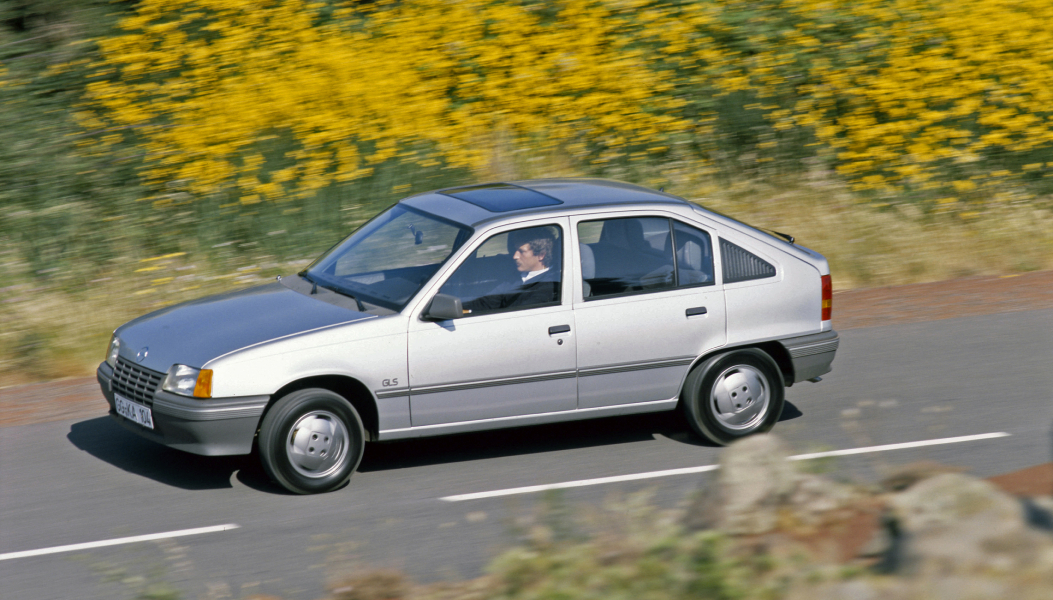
[831,269,1053,329]
[2,270,1051,494]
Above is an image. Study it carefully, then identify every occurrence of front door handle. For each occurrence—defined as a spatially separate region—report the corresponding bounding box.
[686,306,708,317]
[548,325,571,335]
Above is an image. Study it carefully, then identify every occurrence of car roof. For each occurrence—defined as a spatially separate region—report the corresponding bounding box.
[401,178,690,227]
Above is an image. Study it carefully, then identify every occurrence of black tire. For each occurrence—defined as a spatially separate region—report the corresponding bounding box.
[258,388,365,494]
[681,349,785,445]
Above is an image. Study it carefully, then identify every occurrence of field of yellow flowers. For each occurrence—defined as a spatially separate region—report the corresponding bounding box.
[2,0,1053,383]
[79,0,1053,211]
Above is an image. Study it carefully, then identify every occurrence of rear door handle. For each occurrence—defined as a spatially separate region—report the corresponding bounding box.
[548,325,571,335]
[686,307,708,317]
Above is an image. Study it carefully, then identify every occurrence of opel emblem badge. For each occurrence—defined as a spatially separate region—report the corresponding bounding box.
[136,347,149,363]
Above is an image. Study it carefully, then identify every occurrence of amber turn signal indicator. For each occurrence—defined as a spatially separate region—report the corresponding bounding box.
[193,369,213,398]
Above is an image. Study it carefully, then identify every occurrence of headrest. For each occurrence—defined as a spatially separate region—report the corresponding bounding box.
[579,243,595,279]
[678,240,702,270]
[598,219,646,249]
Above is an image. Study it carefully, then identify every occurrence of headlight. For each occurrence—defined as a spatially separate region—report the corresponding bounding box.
[162,364,213,398]
[106,336,120,367]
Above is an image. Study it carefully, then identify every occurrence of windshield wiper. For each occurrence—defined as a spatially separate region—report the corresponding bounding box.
[299,271,319,294]
[299,271,366,312]
[327,285,367,312]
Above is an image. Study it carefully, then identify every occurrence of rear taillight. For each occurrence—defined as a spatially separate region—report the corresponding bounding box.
[821,274,832,321]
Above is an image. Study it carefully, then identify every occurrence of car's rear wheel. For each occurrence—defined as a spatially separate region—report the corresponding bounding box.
[681,349,784,445]
[258,388,365,494]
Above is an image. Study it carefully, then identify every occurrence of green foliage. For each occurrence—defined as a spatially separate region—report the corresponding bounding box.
[0,0,139,277]
[485,530,748,600]
[2,1,1053,384]
[4,0,1053,283]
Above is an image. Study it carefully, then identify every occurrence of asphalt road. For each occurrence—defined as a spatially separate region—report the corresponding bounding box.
[2,308,1052,599]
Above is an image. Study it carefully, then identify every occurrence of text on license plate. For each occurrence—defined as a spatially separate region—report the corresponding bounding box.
[114,393,154,430]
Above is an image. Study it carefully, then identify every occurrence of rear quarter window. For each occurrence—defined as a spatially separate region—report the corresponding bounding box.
[720,238,776,283]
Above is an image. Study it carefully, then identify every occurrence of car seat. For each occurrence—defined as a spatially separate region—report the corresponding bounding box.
[579,243,595,297]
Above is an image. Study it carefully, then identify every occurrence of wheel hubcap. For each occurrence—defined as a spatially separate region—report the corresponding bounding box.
[710,365,770,432]
[285,410,349,478]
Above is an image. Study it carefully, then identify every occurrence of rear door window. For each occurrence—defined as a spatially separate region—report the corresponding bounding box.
[578,217,717,299]
[578,217,676,299]
[672,221,715,287]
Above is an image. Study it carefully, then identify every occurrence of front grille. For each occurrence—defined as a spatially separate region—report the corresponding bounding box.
[112,357,165,407]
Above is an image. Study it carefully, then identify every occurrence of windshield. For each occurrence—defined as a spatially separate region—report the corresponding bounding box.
[305,204,473,312]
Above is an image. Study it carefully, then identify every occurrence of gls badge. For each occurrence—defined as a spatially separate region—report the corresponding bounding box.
[382,378,399,387]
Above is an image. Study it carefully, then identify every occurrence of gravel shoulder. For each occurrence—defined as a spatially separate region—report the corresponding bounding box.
[4,269,1052,429]
[833,269,1053,329]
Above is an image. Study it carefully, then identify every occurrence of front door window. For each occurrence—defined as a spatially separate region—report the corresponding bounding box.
[438,225,563,316]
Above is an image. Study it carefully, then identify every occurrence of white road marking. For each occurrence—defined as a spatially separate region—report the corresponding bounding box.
[442,465,721,502]
[786,432,1011,460]
[440,432,1011,502]
[0,524,240,561]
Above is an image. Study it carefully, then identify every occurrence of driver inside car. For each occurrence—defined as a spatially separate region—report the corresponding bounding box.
[462,228,560,313]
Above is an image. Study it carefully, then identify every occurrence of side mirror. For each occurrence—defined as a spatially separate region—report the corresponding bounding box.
[423,293,463,321]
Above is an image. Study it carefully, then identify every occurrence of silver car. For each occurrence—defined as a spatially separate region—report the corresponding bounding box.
[97,179,838,494]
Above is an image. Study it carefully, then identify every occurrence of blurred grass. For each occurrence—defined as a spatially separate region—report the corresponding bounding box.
[4,172,1051,387]
[188,486,1053,600]
[2,1,1053,386]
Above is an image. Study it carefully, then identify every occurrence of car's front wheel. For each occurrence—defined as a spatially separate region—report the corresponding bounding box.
[681,349,784,445]
[258,388,365,494]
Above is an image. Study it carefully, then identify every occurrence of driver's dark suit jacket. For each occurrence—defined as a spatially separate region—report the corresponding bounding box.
[462,269,561,313]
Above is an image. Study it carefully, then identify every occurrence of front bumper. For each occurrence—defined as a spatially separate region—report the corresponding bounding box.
[97,362,269,456]
[779,330,840,383]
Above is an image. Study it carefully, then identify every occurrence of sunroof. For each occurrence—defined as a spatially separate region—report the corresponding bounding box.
[441,183,563,212]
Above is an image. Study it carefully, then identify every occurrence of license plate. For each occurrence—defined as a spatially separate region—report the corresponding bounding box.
[114,393,154,430]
